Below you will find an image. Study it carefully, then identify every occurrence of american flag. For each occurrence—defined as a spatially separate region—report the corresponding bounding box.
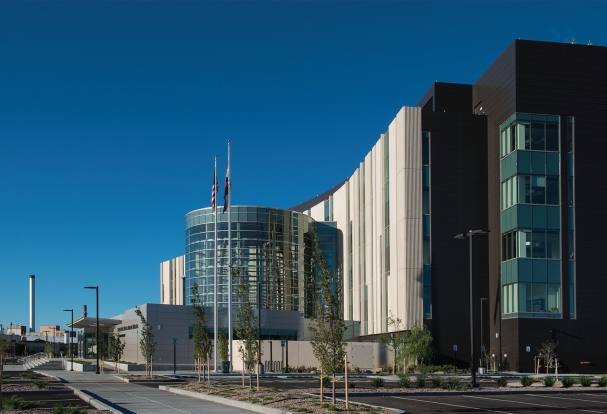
[211,170,218,212]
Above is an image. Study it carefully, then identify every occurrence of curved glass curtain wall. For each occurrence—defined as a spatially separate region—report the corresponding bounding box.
[185,206,316,316]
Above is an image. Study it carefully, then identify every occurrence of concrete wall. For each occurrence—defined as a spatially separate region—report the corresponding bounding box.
[113,303,301,367]
[232,340,392,372]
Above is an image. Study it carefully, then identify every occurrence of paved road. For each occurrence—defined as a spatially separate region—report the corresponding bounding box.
[36,370,253,414]
[352,392,607,413]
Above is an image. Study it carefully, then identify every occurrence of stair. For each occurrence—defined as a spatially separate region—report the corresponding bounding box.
[23,358,65,370]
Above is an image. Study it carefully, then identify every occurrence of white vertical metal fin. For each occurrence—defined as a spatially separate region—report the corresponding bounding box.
[214,156,218,372]
[29,275,35,332]
[227,140,233,372]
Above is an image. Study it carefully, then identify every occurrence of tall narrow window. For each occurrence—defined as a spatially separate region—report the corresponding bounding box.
[383,133,390,330]
[422,131,432,319]
[567,117,576,319]
[500,114,561,319]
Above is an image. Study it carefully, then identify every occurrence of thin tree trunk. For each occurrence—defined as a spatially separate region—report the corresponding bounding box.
[198,356,201,382]
[151,358,153,378]
[332,372,335,404]
[242,352,245,389]
[207,353,210,386]
[320,367,323,402]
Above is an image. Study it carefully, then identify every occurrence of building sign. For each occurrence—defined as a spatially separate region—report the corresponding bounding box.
[117,324,139,332]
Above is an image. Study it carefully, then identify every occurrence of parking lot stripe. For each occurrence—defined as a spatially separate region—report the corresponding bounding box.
[464,395,604,413]
[531,394,607,405]
[392,396,514,413]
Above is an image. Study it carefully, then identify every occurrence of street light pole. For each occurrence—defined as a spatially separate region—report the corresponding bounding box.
[84,286,100,374]
[454,229,489,388]
[63,309,74,371]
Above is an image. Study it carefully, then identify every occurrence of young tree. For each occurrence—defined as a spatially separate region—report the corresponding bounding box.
[135,307,157,377]
[0,337,9,410]
[537,339,558,373]
[44,341,54,357]
[191,282,213,383]
[234,264,260,389]
[379,312,408,374]
[107,330,126,374]
[218,333,230,363]
[308,223,346,405]
[403,322,435,370]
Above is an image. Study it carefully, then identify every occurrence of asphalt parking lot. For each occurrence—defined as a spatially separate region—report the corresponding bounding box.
[352,392,607,413]
[157,374,607,413]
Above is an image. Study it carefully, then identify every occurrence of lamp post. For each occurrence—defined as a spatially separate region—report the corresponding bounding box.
[63,309,74,371]
[454,229,489,388]
[84,286,100,374]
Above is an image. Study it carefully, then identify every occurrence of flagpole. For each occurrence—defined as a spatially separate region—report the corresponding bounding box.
[214,156,218,372]
[227,140,233,372]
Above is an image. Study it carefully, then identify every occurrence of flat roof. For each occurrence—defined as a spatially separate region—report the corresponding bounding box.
[68,316,121,329]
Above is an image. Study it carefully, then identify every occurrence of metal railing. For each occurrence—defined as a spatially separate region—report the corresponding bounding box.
[18,352,45,367]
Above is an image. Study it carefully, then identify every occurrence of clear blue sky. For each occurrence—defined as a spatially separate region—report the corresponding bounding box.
[1,1,606,332]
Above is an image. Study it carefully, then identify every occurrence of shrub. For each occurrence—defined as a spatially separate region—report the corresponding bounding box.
[307,366,317,373]
[381,364,392,373]
[416,375,427,387]
[398,375,410,388]
[320,375,330,388]
[377,371,386,376]
[19,372,37,379]
[520,376,535,387]
[431,376,443,388]
[598,375,607,387]
[32,379,49,389]
[370,377,385,388]
[496,377,508,387]
[561,377,576,388]
[444,376,463,390]
[544,376,555,387]
[353,366,362,374]
[2,374,10,381]
[52,406,90,414]
[297,365,306,373]
[2,395,42,410]
[579,375,592,387]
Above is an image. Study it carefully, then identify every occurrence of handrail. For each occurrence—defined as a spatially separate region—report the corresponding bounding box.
[18,352,45,365]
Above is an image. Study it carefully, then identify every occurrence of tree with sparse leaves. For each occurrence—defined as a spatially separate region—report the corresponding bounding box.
[308,223,346,405]
[191,282,213,382]
[108,330,126,374]
[234,261,260,389]
[537,339,558,373]
[379,312,408,374]
[0,337,9,410]
[135,307,157,377]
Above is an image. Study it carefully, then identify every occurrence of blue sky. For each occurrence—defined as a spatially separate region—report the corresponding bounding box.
[1,1,606,332]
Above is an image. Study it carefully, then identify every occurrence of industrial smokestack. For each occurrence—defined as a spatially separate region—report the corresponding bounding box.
[29,275,35,332]
[82,305,88,318]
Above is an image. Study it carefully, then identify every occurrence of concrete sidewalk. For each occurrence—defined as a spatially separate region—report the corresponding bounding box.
[36,370,253,413]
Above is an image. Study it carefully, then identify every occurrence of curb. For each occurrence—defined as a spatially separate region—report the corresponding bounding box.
[68,386,121,414]
[159,386,298,414]
[160,385,405,414]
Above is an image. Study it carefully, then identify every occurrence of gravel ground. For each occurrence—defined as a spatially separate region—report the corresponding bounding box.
[1,383,68,391]
[178,382,395,413]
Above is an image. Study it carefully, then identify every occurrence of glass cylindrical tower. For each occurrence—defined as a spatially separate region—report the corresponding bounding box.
[185,206,316,316]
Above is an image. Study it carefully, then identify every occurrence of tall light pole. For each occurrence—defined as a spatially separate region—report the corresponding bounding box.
[84,286,100,374]
[454,229,489,388]
[63,309,74,371]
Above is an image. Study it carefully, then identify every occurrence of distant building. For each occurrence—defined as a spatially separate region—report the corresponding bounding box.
[6,325,26,335]
[160,256,185,305]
